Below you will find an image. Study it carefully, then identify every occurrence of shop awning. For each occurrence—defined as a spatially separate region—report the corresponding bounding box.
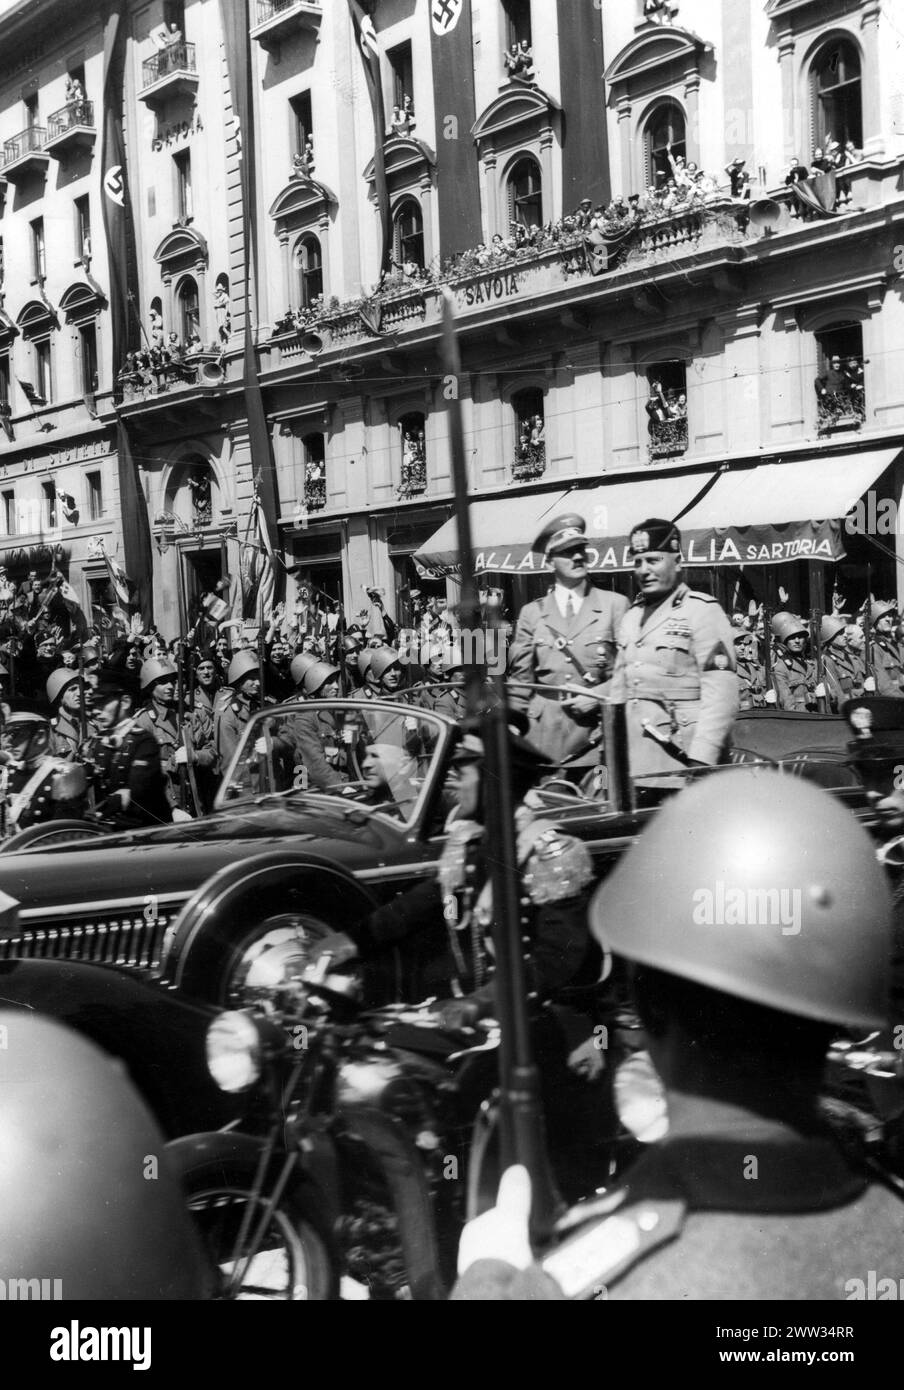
[413,450,900,575]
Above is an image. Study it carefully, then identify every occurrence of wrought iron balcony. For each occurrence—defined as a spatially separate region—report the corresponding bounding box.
[251,0,322,54]
[647,416,688,460]
[512,443,546,480]
[304,474,326,511]
[817,389,865,436]
[140,42,199,108]
[398,446,427,498]
[45,101,96,157]
[2,127,49,182]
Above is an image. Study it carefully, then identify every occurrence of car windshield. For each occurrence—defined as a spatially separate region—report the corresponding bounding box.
[216,700,447,824]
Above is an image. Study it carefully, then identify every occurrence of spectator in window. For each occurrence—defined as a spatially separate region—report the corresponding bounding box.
[815,354,846,412]
[646,380,670,426]
[784,156,809,186]
[669,392,687,421]
[529,415,545,448]
[811,146,833,174]
[725,158,749,199]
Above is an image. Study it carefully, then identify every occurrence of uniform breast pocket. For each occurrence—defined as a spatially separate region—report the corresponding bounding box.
[654,635,693,674]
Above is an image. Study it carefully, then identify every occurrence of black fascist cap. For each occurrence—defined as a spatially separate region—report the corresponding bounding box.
[532,513,587,558]
[93,667,139,701]
[628,518,682,557]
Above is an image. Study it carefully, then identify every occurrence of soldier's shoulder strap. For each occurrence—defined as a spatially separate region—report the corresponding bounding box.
[542,1190,686,1299]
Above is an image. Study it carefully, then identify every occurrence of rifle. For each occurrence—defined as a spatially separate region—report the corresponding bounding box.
[810,608,827,713]
[175,641,191,813]
[181,720,201,817]
[441,290,560,1243]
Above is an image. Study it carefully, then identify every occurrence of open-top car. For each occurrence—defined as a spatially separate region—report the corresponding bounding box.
[0,694,877,1009]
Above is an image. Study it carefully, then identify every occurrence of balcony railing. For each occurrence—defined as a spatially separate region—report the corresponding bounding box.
[513,442,546,480]
[251,0,322,50]
[257,0,319,21]
[304,474,326,511]
[817,390,865,436]
[143,41,197,87]
[648,417,688,460]
[2,126,48,174]
[399,444,427,498]
[47,101,94,141]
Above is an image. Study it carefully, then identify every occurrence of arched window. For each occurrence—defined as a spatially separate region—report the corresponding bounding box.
[512,388,545,478]
[811,39,862,152]
[507,157,542,229]
[302,432,326,511]
[644,103,685,189]
[294,234,323,310]
[645,361,688,459]
[393,200,424,270]
[815,322,865,434]
[398,411,427,497]
[177,276,200,347]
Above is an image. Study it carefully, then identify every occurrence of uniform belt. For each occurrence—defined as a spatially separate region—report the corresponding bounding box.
[626,684,701,701]
[531,687,574,702]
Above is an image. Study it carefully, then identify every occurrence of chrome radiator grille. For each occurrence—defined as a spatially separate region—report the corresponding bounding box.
[0,907,180,972]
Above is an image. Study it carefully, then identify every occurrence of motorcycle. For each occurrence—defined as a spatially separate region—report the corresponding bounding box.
[168,960,633,1301]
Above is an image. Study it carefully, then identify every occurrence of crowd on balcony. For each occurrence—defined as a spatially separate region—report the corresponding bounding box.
[815,353,866,430]
[118,311,224,397]
[646,379,688,457]
[514,415,546,479]
[784,135,861,209]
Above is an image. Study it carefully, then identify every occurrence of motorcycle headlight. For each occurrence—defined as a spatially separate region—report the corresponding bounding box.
[205,1011,264,1093]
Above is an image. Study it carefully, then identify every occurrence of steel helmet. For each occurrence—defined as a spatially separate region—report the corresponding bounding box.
[770,611,807,644]
[290,651,320,688]
[820,615,846,646]
[369,647,401,682]
[589,769,892,1029]
[356,648,375,679]
[870,599,898,624]
[341,634,363,656]
[46,667,80,706]
[227,649,260,686]
[4,711,49,730]
[0,1011,212,1299]
[301,661,340,696]
[442,642,467,674]
[139,656,178,692]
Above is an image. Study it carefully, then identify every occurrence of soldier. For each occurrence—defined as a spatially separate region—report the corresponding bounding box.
[0,711,88,833]
[291,662,351,792]
[591,518,738,781]
[46,667,91,759]
[733,629,767,710]
[867,599,904,697]
[367,646,405,698]
[188,653,221,811]
[214,650,261,770]
[455,769,901,1299]
[134,658,194,817]
[85,671,172,827]
[768,611,817,711]
[508,514,630,768]
[820,614,867,710]
[345,722,599,1016]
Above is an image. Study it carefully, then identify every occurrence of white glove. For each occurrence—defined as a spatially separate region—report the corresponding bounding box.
[764,689,777,705]
[457,1165,534,1276]
[172,745,189,766]
[254,737,268,755]
[815,682,826,698]
[864,676,876,692]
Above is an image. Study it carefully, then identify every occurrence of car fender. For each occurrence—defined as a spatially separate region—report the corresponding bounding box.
[161,850,378,992]
[167,1127,343,1226]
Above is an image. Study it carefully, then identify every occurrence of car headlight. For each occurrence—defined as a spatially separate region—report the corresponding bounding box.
[205,1011,264,1093]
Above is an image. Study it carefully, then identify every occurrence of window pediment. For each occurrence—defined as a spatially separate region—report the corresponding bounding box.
[604,26,712,87]
[17,297,57,338]
[268,177,337,231]
[364,137,435,194]
[59,277,107,323]
[153,225,209,272]
[472,84,560,147]
[0,308,19,342]
[766,0,859,19]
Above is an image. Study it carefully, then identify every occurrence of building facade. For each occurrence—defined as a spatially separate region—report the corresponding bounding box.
[2,0,903,637]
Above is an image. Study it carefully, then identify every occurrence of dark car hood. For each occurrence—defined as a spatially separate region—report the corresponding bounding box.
[0,796,405,913]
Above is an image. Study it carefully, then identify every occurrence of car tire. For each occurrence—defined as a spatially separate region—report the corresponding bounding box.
[0,819,109,854]
[179,1157,338,1301]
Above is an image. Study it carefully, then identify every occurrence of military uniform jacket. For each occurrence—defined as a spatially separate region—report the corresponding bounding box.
[508,586,631,765]
[452,1100,904,1300]
[86,719,172,826]
[292,707,347,790]
[771,653,816,711]
[822,649,866,711]
[134,706,182,809]
[50,710,88,761]
[355,807,597,1006]
[736,656,767,710]
[870,637,904,697]
[214,695,254,770]
[2,757,87,831]
[607,584,739,777]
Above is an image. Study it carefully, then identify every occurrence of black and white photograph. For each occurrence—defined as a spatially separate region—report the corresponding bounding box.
[0,0,900,1354]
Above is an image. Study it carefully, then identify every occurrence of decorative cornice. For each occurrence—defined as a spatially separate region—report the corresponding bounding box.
[604,26,713,87]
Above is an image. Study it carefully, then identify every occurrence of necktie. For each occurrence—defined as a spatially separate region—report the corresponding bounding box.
[565,593,576,620]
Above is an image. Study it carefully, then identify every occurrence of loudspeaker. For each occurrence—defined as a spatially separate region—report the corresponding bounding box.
[301,329,327,357]
[200,358,225,384]
[748,198,785,237]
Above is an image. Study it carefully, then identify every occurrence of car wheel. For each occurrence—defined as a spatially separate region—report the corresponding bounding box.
[181,1160,337,1301]
[0,820,109,854]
